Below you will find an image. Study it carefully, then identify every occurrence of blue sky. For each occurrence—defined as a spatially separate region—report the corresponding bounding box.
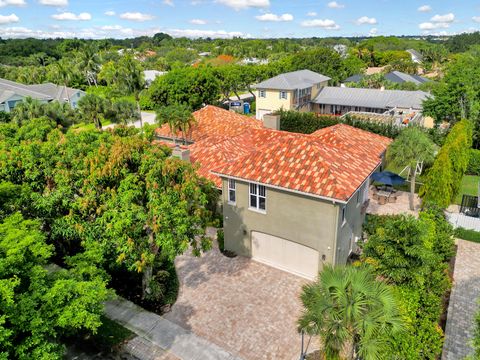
[0,0,479,39]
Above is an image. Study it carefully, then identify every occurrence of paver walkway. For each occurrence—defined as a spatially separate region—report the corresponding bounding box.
[443,240,480,359]
[105,297,241,360]
[164,236,311,360]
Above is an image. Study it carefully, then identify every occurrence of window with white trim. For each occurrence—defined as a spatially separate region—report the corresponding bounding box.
[259,90,266,98]
[249,183,266,212]
[279,91,287,100]
[228,179,236,204]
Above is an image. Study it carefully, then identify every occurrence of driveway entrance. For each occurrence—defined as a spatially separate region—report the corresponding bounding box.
[164,236,312,360]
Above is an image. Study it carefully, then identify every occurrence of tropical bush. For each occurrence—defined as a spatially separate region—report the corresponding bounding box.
[421,119,473,208]
[217,229,225,252]
[361,211,454,359]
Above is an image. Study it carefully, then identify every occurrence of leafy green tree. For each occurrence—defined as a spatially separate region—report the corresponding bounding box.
[149,66,220,110]
[110,100,140,125]
[387,128,435,210]
[77,94,108,129]
[298,265,404,360]
[0,213,108,359]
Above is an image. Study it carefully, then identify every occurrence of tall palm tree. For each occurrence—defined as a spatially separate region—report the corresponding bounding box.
[387,127,435,210]
[298,265,404,360]
[54,59,73,108]
[116,54,145,128]
[77,94,107,129]
[156,104,195,145]
[78,44,101,87]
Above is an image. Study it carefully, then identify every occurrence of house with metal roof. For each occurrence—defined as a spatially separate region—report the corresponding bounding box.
[344,71,430,86]
[155,105,391,279]
[0,78,85,113]
[312,86,430,116]
[406,49,423,64]
[254,70,331,120]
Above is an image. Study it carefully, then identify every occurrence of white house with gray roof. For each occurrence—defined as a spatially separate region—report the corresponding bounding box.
[254,69,331,120]
[0,78,85,113]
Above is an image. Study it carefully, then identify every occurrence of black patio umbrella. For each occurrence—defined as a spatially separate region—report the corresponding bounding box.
[371,171,406,186]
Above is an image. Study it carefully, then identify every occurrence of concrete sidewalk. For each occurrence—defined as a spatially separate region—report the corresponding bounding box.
[104,297,242,360]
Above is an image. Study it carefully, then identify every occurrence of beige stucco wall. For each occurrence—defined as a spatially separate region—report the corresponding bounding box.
[256,89,294,114]
[310,80,329,100]
[222,179,340,269]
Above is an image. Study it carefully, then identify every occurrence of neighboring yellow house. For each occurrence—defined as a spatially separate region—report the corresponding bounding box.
[254,69,330,120]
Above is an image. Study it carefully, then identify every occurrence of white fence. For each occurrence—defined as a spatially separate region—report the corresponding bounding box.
[446,212,480,231]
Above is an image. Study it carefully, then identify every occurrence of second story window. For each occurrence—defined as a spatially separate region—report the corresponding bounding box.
[249,183,266,212]
[279,91,288,100]
[259,90,266,98]
[228,179,236,204]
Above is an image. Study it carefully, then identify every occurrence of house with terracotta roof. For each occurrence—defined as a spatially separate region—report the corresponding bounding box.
[156,105,391,280]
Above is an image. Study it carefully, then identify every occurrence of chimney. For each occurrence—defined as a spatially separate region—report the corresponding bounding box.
[263,113,281,130]
[172,145,190,162]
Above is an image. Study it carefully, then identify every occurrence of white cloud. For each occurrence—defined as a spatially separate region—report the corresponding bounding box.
[301,18,340,30]
[255,13,293,22]
[167,28,248,38]
[215,0,269,10]
[327,1,344,9]
[0,13,19,24]
[163,0,174,6]
[0,0,25,7]
[105,10,115,16]
[419,22,449,30]
[39,0,68,6]
[418,5,431,12]
[473,16,480,23]
[306,11,317,17]
[119,12,155,21]
[51,12,91,21]
[356,16,377,25]
[431,13,455,23]
[369,28,378,36]
[190,18,207,25]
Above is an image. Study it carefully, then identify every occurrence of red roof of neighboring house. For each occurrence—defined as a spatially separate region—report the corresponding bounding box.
[155,105,263,143]
[154,106,391,202]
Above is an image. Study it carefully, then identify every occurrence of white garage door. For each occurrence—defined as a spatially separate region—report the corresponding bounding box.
[251,232,319,280]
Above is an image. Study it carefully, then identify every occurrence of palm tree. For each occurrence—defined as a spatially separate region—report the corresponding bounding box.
[77,94,107,129]
[298,265,404,360]
[54,59,73,108]
[11,97,45,125]
[156,104,195,145]
[78,44,101,86]
[387,127,435,211]
[116,55,145,128]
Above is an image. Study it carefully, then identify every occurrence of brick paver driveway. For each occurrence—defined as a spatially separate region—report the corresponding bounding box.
[164,233,311,360]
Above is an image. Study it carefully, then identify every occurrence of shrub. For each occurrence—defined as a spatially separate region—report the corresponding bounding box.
[139,89,155,110]
[454,227,480,243]
[0,111,11,123]
[467,149,480,175]
[217,228,224,252]
[278,109,339,134]
[421,119,473,208]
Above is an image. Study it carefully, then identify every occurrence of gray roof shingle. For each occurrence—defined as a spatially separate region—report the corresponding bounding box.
[313,86,430,110]
[255,70,331,90]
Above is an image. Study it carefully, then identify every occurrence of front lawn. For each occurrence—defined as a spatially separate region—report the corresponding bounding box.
[454,175,480,205]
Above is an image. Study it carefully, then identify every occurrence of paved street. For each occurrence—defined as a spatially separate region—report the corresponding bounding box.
[164,236,310,360]
[443,240,480,359]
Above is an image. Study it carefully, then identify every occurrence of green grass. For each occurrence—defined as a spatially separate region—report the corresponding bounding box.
[455,227,480,243]
[454,175,480,205]
[90,315,134,350]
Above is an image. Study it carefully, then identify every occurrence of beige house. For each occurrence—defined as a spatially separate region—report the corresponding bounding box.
[254,70,330,120]
[155,106,391,280]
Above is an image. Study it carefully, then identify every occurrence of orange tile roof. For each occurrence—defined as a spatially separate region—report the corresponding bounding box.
[154,106,391,202]
[155,105,263,143]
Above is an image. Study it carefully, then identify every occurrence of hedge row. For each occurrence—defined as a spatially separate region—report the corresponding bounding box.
[420,119,473,208]
[277,110,446,145]
[467,149,480,175]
